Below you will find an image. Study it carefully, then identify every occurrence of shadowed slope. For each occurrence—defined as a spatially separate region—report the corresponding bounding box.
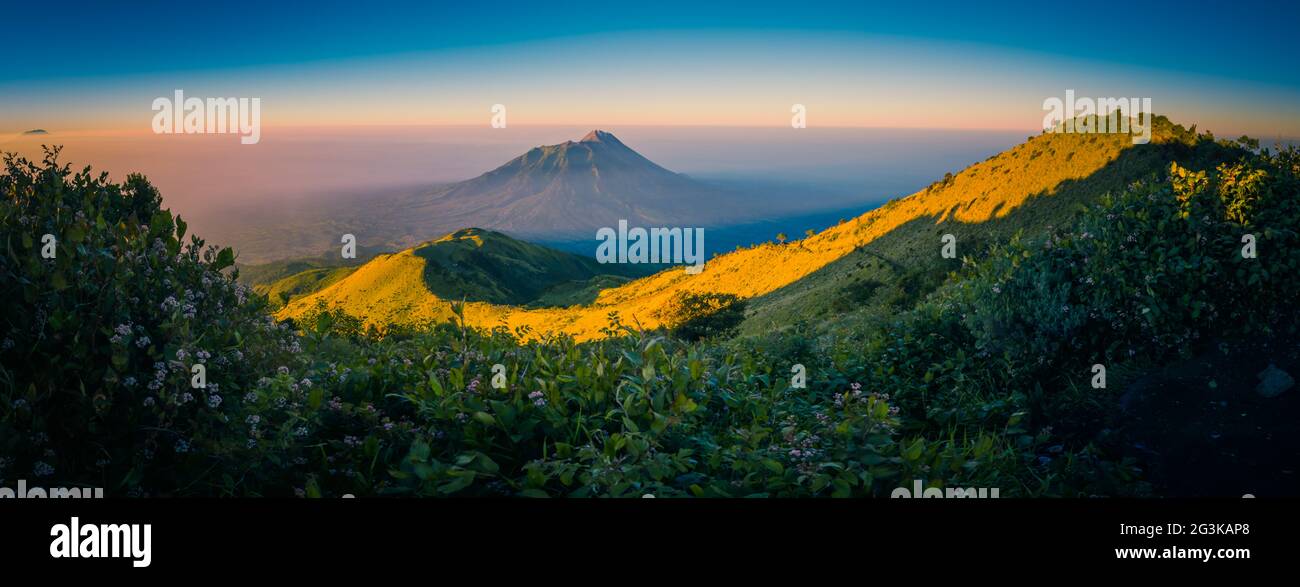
[273,228,641,325]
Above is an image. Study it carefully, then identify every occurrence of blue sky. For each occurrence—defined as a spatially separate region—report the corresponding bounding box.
[6,0,1298,85]
[2,0,1297,136]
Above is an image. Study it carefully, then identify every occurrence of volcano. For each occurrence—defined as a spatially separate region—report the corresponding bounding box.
[395,130,743,238]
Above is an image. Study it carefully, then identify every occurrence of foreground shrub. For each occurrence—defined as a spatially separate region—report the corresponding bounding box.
[839,147,1300,494]
[0,150,377,495]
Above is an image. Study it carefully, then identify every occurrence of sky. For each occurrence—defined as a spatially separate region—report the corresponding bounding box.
[2,0,1298,137]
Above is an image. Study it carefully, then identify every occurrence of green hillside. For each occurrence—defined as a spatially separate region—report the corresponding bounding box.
[410,228,630,305]
[739,118,1243,336]
[235,242,390,286]
[237,253,367,310]
[239,258,354,287]
[260,228,643,314]
[256,265,360,309]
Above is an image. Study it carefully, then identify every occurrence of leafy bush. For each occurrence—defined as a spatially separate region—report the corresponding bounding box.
[0,150,398,496]
[836,147,1300,494]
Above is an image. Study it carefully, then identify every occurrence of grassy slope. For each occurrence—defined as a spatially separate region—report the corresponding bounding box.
[255,266,359,309]
[239,259,345,287]
[739,118,1227,336]
[273,228,640,322]
[238,251,368,310]
[279,117,1209,340]
[234,240,391,285]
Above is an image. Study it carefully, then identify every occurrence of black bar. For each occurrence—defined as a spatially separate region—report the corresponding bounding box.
[0,498,1286,576]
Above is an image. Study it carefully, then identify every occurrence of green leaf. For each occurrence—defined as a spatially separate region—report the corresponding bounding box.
[438,472,476,494]
[904,439,925,461]
[213,247,235,271]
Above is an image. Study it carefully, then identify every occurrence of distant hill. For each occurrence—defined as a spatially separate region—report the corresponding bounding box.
[21,129,48,135]
[237,252,368,309]
[267,228,641,318]
[254,266,360,309]
[280,116,1242,340]
[239,256,362,288]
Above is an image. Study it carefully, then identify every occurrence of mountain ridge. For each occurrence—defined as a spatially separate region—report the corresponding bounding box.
[279,116,1232,340]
